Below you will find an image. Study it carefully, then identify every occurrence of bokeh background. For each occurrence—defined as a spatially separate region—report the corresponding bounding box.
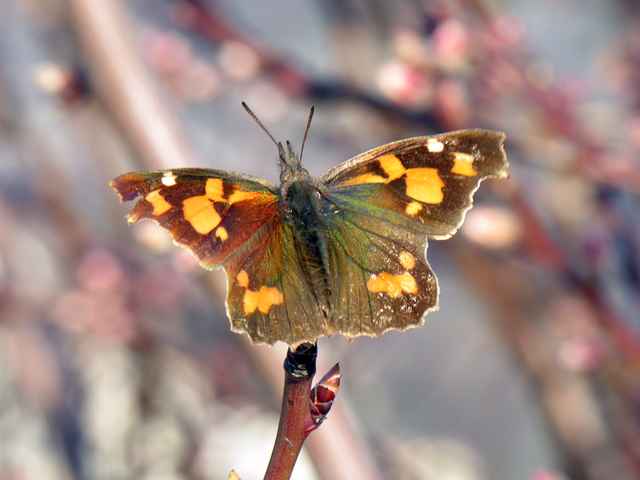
[2,1,640,479]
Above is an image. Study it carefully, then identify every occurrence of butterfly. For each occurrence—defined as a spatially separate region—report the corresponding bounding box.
[111,103,509,345]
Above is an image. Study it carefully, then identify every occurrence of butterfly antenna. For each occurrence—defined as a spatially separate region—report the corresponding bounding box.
[299,105,315,163]
[241,101,279,148]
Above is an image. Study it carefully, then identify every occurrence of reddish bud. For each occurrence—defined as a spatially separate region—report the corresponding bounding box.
[306,363,340,434]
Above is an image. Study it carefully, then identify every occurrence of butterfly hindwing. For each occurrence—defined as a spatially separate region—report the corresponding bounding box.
[110,168,279,269]
[322,198,438,336]
[224,222,331,344]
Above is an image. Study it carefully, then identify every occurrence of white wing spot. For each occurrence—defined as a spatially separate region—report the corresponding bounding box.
[427,139,444,153]
[161,172,177,186]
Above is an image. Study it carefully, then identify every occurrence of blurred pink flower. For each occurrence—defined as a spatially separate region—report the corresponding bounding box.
[142,29,193,76]
[482,15,525,53]
[377,62,432,106]
[76,248,125,293]
[532,469,567,480]
[432,19,469,69]
[218,41,261,81]
[434,79,469,128]
[462,205,522,249]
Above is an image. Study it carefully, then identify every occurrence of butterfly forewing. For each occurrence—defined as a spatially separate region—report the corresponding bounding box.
[324,129,508,239]
[110,169,279,269]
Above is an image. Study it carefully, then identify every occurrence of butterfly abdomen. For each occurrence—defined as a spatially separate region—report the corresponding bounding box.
[284,180,334,319]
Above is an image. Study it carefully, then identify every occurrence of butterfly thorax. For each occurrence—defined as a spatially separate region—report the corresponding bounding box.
[282,178,322,226]
[278,144,324,230]
[278,143,325,236]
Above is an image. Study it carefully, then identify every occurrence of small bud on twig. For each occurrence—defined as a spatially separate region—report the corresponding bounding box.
[306,363,341,434]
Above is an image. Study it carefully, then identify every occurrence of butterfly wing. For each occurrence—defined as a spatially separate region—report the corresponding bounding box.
[223,222,330,344]
[323,129,508,238]
[110,168,280,269]
[111,168,326,344]
[318,130,508,336]
[322,202,438,336]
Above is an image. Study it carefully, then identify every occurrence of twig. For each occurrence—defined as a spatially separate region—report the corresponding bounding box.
[247,342,381,480]
[264,343,318,480]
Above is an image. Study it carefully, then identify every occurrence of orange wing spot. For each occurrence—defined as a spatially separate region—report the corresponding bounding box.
[427,138,445,153]
[183,195,221,234]
[215,226,229,241]
[367,271,418,298]
[257,286,284,314]
[378,154,406,181]
[146,190,172,216]
[451,152,477,176]
[399,251,416,270]
[405,168,444,204]
[243,285,284,314]
[398,271,418,294]
[405,201,423,217]
[340,173,387,186]
[183,180,273,234]
[205,178,225,202]
[228,190,262,204]
[243,289,259,315]
[338,154,412,187]
[236,270,249,288]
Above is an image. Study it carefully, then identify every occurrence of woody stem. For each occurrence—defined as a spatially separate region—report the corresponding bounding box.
[264,342,317,480]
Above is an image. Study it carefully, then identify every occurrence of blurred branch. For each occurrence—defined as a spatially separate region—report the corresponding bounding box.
[70,0,194,169]
[176,0,441,128]
[181,0,640,194]
[453,241,640,479]
[181,0,638,227]
[462,0,640,193]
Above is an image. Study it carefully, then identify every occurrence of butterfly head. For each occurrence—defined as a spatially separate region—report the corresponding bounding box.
[242,102,315,182]
[278,139,308,179]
